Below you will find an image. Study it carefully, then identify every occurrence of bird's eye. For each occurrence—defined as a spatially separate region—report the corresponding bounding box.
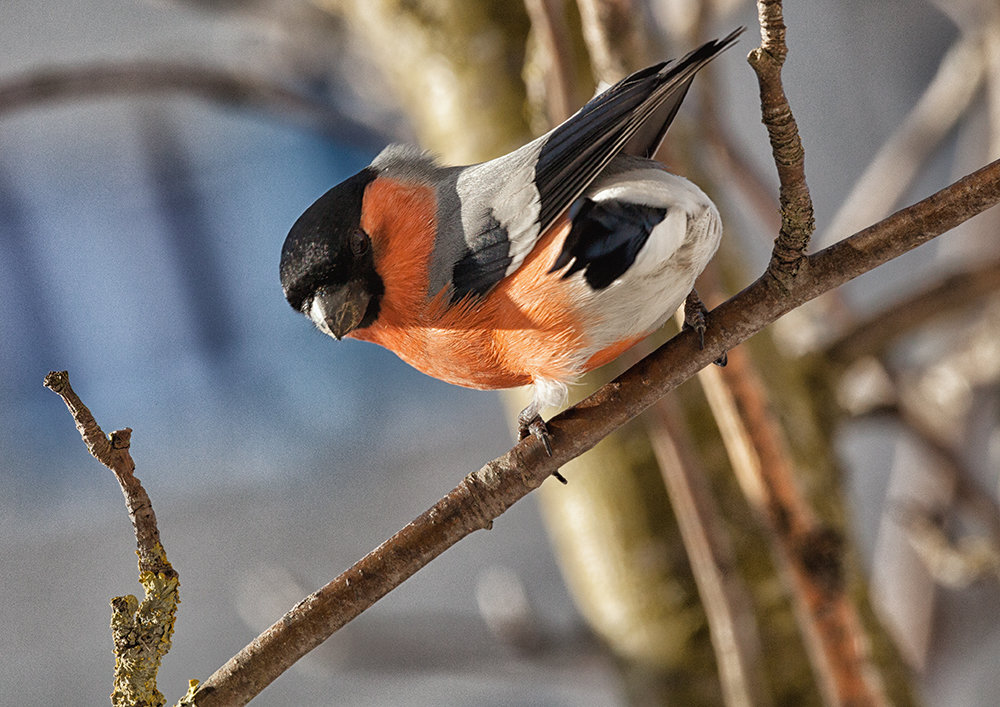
[349,230,370,257]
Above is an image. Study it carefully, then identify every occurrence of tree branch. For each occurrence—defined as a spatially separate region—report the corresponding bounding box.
[523,0,578,124]
[825,256,1000,362]
[748,0,815,282]
[188,157,1000,706]
[43,371,178,707]
[0,61,383,147]
[646,398,771,707]
[815,32,986,248]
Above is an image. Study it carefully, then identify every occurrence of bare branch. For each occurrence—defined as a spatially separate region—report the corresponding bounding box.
[44,371,173,578]
[815,33,986,248]
[575,0,648,82]
[0,61,381,147]
[647,399,771,707]
[188,157,1000,707]
[43,371,178,707]
[825,256,1000,362]
[524,0,579,123]
[748,0,815,281]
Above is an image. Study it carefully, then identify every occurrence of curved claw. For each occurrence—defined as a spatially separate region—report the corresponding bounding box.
[518,412,553,453]
[516,410,567,483]
[684,289,728,367]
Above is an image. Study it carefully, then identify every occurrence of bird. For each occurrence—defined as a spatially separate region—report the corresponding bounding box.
[280,29,741,462]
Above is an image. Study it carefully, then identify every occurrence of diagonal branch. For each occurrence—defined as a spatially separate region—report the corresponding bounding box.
[523,0,578,124]
[646,398,771,707]
[815,32,986,248]
[824,256,1000,362]
[188,158,1000,707]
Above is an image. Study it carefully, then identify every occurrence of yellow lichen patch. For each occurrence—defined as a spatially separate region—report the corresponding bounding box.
[175,678,201,706]
[109,566,180,707]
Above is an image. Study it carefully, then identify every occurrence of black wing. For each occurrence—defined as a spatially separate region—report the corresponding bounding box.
[532,28,742,233]
[551,198,668,289]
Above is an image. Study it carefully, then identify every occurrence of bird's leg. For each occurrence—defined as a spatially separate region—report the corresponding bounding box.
[517,403,552,455]
[517,403,567,483]
[684,289,727,367]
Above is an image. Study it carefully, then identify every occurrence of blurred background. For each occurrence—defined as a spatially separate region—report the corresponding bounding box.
[2,0,999,705]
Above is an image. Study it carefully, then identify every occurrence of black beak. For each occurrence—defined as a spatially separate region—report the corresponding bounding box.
[312,281,371,339]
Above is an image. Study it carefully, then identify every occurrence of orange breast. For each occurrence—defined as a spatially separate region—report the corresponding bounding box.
[350,177,632,390]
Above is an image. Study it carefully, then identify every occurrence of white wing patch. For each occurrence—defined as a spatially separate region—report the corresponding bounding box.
[569,165,723,359]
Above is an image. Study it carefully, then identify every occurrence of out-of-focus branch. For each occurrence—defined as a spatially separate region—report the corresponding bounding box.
[0,61,383,147]
[698,345,888,706]
[524,0,578,124]
[525,6,724,698]
[863,401,1000,544]
[816,33,986,247]
[647,398,771,707]
[748,0,815,281]
[693,18,781,240]
[318,0,531,164]
[894,502,1000,587]
[574,0,649,82]
[188,158,1000,707]
[987,20,1000,157]
[701,111,781,236]
[904,414,1000,542]
[825,256,1000,362]
[43,371,178,707]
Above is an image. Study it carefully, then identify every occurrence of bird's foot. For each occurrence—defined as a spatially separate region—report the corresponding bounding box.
[684,289,727,367]
[517,408,567,484]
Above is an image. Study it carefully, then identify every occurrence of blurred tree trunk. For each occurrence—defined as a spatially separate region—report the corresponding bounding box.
[313,1,916,704]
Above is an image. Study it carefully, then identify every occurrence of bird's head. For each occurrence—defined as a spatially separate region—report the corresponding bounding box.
[280,168,385,340]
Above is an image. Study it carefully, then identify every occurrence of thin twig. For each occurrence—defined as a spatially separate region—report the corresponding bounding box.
[43,371,178,707]
[188,157,1000,707]
[43,371,173,577]
[748,0,815,282]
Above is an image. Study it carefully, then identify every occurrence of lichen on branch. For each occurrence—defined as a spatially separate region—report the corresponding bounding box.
[748,0,815,283]
[44,370,179,707]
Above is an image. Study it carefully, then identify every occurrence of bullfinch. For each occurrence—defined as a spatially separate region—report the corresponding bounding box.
[280,29,741,456]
